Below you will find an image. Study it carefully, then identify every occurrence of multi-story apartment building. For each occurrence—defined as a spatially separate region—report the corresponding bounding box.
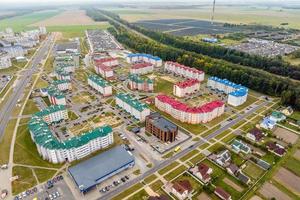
[88,74,112,96]
[155,94,225,124]
[52,79,72,91]
[173,79,200,98]
[164,62,205,81]
[94,63,114,79]
[47,85,66,105]
[0,50,12,69]
[94,57,119,67]
[128,74,154,92]
[55,68,71,80]
[145,112,178,142]
[126,53,162,67]
[207,77,248,107]
[115,93,150,121]
[130,62,154,75]
[28,105,114,163]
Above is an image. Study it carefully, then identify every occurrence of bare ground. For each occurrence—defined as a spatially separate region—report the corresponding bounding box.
[294,150,300,160]
[30,10,106,26]
[197,192,211,200]
[274,167,300,195]
[223,177,243,192]
[273,127,298,144]
[259,182,292,200]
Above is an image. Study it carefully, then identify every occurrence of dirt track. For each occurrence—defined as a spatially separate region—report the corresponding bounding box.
[30,10,105,26]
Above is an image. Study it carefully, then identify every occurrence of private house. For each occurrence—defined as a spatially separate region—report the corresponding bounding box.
[172,180,193,200]
[231,139,251,154]
[190,163,213,184]
[226,163,239,176]
[236,171,250,185]
[269,111,286,122]
[246,128,264,142]
[215,150,231,167]
[266,142,286,157]
[260,117,276,130]
[214,187,231,200]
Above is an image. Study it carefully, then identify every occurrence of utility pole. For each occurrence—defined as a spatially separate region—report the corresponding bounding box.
[211,0,216,24]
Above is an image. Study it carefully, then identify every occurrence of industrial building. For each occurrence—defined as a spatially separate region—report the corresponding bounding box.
[68,146,134,193]
[29,106,114,163]
[115,93,150,121]
[126,53,162,67]
[145,112,178,142]
[207,77,248,107]
[155,94,224,124]
[128,74,154,92]
[164,62,205,81]
[173,79,200,98]
[88,74,112,96]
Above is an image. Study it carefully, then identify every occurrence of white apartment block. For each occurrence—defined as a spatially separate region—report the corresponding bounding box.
[94,64,114,79]
[165,61,205,81]
[115,93,150,121]
[94,57,119,67]
[173,79,200,98]
[88,74,112,96]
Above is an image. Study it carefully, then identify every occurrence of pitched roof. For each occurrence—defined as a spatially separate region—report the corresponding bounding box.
[215,187,231,200]
[173,180,193,194]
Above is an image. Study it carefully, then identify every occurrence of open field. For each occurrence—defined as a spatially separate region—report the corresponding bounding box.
[30,10,106,26]
[274,167,300,195]
[294,149,300,160]
[0,10,61,31]
[243,161,265,180]
[283,157,300,177]
[109,6,300,29]
[223,177,243,192]
[12,166,37,195]
[0,119,17,164]
[259,182,292,200]
[273,127,298,144]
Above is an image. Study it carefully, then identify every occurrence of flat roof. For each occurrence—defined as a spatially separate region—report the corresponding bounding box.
[148,112,177,132]
[68,146,134,192]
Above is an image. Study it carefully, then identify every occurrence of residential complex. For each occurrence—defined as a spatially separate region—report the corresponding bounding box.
[128,74,154,92]
[88,74,112,96]
[94,57,119,67]
[164,61,205,81]
[28,105,114,163]
[155,94,225,124]
[52,79,72,91]
[47,85,67,105]
[0,51,12,69]
[94,63,114,79]
[126,53,162,67]
[173,79,200,98]
[130,62,154,75]
[115,93,150,121]
[207,76,248,106]
[145,112,178,142]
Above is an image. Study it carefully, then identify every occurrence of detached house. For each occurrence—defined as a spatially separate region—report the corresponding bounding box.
[190,163,213,184]
[172,180,193,200]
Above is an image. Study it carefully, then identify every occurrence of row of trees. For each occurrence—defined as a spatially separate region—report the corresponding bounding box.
[98,9,300,81]
[87,9,300,110]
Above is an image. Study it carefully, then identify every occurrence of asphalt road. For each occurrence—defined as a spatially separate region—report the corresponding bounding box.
[98,100,269,200]
[0,34,55,141]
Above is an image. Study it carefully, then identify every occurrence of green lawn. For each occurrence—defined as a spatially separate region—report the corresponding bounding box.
[154,77,174,95]
[12,166,37,195]
[180,149,199,162]
[283,157,300,177]
[233,95,258,111]
[22,99,40,115]
[201,125,221,138]
[127,189,149,200]
[289,111,300,121]
[164,165,187,181]
[158,161,179,175]
[46,23,111,38]
[0,119,17,164]
[215,129,232,140]
[243,161,265,180]
[13,124,63,168]
[111,183,144,200]
[150,180,164,192]
[34,168,57,183]
[189,153,205,165]
[34,78,49,89]
[144,174,157,184]
[0,10,61,31]
[208,143,225,153]
[68,110,79,120]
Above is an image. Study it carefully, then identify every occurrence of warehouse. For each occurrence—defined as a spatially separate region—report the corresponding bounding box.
[68,146,135,193]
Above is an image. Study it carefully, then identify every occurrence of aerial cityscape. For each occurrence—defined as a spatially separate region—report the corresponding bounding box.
[0,0,300,200]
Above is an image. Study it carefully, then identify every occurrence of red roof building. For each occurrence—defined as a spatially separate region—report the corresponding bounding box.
[165,61,204,81]
[214,187,231,200]
[173,79,200,97]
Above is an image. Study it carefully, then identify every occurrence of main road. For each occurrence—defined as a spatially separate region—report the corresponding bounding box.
[0,34,55,141]
[98,100,269,200]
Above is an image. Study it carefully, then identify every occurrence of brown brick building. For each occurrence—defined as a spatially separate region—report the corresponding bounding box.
[145,112,178,142]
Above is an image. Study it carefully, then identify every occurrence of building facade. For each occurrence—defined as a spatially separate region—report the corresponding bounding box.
[164,62,205,81]
[88,74,112,96]
[94,63,114,79]
[115,93,150,121]
[128,74,154,92]
[28,105,114,163]
[207,77,248,107]
[47,85,67,105]
[94,57,119,67]
[130,62,154,75]
[126,53,162,67]
[145,112,178,142]
[155,94,225,124]
[52,80,72,91]
[173,79,200,98]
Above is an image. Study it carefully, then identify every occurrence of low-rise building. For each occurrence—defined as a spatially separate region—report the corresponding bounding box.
[231,139,251,154]
[214,187,231,200]
[190,163,213,184]
[116,93,150,121]
[88,74,112,96]
[164,61,205,81]
[94,57,119,67]
[55,68,71,80]
[145,112,178,142]
[207,77,248,107]
[246,128,264,142]
[260,117,276,130]
[172,180,193,200]
[173,79,200,98]
[126,53,162,67]
[0,45,26,58]
[29,106,114,164]
[130,62,154,75]
[54,56,77,72]
[155,94,225,124]
[269,111,286,122]
[128,74,154,92]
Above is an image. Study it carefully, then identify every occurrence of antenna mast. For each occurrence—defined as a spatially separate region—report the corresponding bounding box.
[211,0,216,24]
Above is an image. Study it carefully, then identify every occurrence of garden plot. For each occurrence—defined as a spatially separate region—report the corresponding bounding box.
[293,149,300,160]
[259,182,292,200]
[273,127,298,144]
[274,167,300,195]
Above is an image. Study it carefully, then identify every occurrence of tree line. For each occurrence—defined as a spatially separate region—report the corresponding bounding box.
[87,8,300,110]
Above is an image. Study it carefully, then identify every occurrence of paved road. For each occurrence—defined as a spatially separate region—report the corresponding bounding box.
[0,34,55,141]
[98,100,269,200]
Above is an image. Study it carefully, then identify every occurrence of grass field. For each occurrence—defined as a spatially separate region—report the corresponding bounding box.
[144,174,157,184]
[22,99,40,115]
[127,189,149,200]
[164,165,187,181]
[34,168,57,183]
[283,157,300,177]
[12,166,37,195]
[158,161,179,175]
[0,10,61,31]
[0,119,17,164]
[243,161,265,180]
[111,183,144,200]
